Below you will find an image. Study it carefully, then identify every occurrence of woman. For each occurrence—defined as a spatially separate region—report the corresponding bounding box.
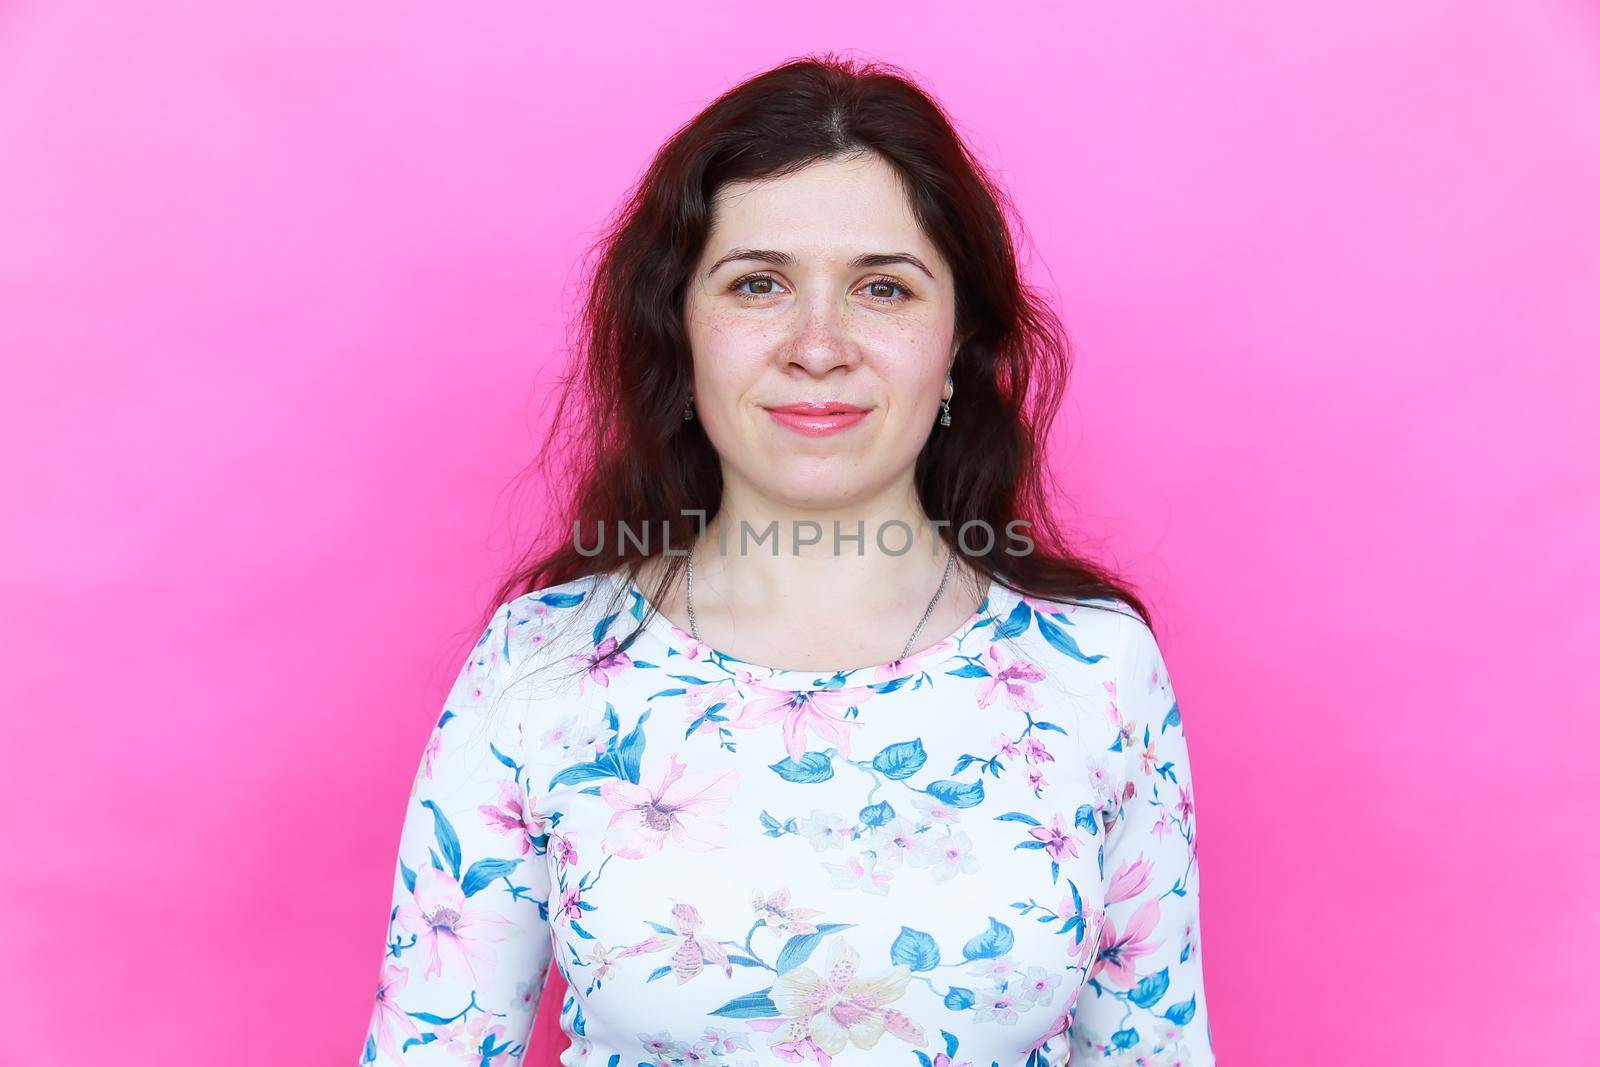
[359,55,1213,1067]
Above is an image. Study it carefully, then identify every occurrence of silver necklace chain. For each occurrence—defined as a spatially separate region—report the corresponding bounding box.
[685,542,957,663]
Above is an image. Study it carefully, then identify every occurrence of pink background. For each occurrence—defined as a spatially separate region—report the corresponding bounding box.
[3,2,1596,1063]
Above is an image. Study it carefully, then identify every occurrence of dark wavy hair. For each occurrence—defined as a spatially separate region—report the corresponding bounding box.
[482,51,1153,666]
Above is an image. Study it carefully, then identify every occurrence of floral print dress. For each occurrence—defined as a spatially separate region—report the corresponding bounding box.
[359,569,1213,1066]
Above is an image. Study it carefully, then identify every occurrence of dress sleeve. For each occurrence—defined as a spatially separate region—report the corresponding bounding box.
[1069,612,1215,1064]
[358,602,556,1065]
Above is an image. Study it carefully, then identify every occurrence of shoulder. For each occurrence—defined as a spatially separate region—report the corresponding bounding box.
[998,585,1144,664]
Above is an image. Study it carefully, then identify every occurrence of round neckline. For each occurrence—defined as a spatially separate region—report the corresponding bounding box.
[613,569,1008,691]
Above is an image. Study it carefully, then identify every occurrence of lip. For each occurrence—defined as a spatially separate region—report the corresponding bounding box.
[764,400,871,437]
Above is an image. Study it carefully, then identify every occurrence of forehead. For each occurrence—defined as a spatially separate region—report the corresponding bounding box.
[702,152,933,257]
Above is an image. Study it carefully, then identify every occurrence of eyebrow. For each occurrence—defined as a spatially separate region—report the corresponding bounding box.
[703,248,937,281]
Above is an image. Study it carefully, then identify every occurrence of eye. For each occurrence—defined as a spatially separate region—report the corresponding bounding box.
[729,273,786,299]
[860,276,913,304]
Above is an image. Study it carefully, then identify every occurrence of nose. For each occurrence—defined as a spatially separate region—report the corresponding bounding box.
[782,292,861,375]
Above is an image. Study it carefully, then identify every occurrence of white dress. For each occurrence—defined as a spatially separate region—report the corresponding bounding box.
[358,569,1214,1066]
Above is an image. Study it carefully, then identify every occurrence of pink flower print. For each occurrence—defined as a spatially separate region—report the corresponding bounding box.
[555,884,585,925]
[419,732,442,780]
[1026,767,1047,794]
[769,1034,833,1066]
[1176,784,1195,823]
[768,939,927,1057]
[395,862,517,984]
[479,780,534,854]
[1022,736,1054,764]
[585,938,614,981]
[598,753,739,859]
[616,900,731,983]
[933,1055,975,1067]
[975,646,1046,713]
[752,888,823,936]
[1021,593,1074,617]
[908,830,979,883]
[369,963,421,1061]
[973,985,1022,1023]
[731,685,859,761]
[1085,757,1118,809]
[665,620,714,661]
[1091,897,1164,987]
[697,1026,754,1057]
[992,733,1021,759]
[1015,965,1062,1008]
[1118,717,1138,750]
[1106,856,1155,903]
[1151,812,1174,841]
[685,678,739,717]
[1140,738,1159,776]
[867,818,920,870]
[1026,812,1081,861]
[798,810,855,851]
[552,831,579,868]
[513,975,542,1014]
[1075,907,1105,965]
[441,1013,508,1060]
[910,791,961,825]
[572,635,632,690]
[823,851,893,894]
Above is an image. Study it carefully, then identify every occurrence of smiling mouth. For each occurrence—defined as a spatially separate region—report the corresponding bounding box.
[764,401,872,437]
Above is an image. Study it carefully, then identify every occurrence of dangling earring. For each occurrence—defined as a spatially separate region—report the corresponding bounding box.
[684,393,695,421]
[939,374,952,427]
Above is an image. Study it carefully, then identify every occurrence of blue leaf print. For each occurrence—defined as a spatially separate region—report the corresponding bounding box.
[769,751,834,783]
[398,859,417,895]
[871,738,927,779]
[1035,614,1105,663]
[1129,967,1171,1008]
[943,986,975,1009]
[995,811,1042,826]
[859,800,895,827]
[461,857,520,897]
[944,662,991,679]
[614,709,651,784]
[709,988,780,1019]
[488,741,520,772]
[420,799,461,881]
[994,601,1031,639]
[941,1030,960,1057]
[1074,803,1099,836]
[914,1053,934,1067]
[1163,702,1182,732]
[646,965,670,983]
[961,917,1015,960]
[773,925,850,975]
[1165,994,1198,1025]
[890,926,941,971]
[593,612,617,646]
[549,761,617,788]
[538,591,586,608]
[925,778,984,808]
[1113,1027,1140,1050]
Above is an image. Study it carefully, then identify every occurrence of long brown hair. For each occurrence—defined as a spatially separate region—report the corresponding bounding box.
[483,52,1153,666]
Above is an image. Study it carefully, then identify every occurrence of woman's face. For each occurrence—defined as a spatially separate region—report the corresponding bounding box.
[684,151,959,513]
